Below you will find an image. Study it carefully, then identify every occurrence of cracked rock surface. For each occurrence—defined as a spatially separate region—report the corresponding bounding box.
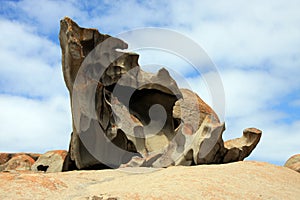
[59,17,262,170]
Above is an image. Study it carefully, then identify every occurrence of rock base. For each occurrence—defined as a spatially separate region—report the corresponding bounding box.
[0,161,299,199]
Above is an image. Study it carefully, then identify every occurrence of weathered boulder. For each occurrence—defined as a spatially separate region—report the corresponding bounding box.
[285,154,300,173]
[59,17,262,170]
[0,153,40,166]
[0,154,35,171]
[0,153,13,165]
[32,150,68,173]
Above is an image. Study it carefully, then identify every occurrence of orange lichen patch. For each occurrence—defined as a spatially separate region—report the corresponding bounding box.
[0,153,13,165]
[224,140,236,148]
[18,174,67,191]
[18,154,35,165]
[182,123,194,135]
[2,154,35,171]
[196,94,219,122]
[26,153,41,161]
[50,150,68,160]
[0,173,15,183]
[0,152,41,166]
[179,89,219,123]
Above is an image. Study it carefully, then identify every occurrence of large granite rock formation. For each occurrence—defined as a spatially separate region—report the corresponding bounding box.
[59,17,262,170]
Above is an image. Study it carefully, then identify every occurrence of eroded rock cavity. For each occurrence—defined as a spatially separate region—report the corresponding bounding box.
[59,17,262,170]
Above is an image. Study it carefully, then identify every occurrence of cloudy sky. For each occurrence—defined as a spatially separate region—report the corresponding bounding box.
[0,0,299,165]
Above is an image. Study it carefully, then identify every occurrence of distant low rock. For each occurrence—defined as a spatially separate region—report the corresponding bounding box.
[0,154,35,171]
[285,154,300,173]
[0,153,40,166]
[31,150,68,173]
[0,153,13,165]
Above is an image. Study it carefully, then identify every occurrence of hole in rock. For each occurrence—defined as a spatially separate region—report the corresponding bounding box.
[173,118,181,130]
[111,84,180,140]
[37,165,49,172]
[81,39,95,57]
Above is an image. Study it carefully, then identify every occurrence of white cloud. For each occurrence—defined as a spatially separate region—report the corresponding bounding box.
[10,0,87,35]
[227,115,300,165]
[0,19,59,61]
[0,18,65,98]
[85,0,172,33]
[221,69,290,117]
[0,95,71,153]
[0,18,72,153]
[3,0,171,36]
[166,0,300,69]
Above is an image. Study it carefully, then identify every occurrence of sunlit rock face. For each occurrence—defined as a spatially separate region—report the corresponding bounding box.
[59,17,262,170]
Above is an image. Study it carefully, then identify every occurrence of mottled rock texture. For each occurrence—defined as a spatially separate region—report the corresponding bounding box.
[0,153,40,166]
[31,150,68,173]
[0,161,299,200]
[0,151,67,173]
[285,154,300,173]
[0,154,35,171]
[59,17,262,170]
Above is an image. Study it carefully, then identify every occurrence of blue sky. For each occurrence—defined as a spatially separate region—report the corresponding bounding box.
[0,0,300,165]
